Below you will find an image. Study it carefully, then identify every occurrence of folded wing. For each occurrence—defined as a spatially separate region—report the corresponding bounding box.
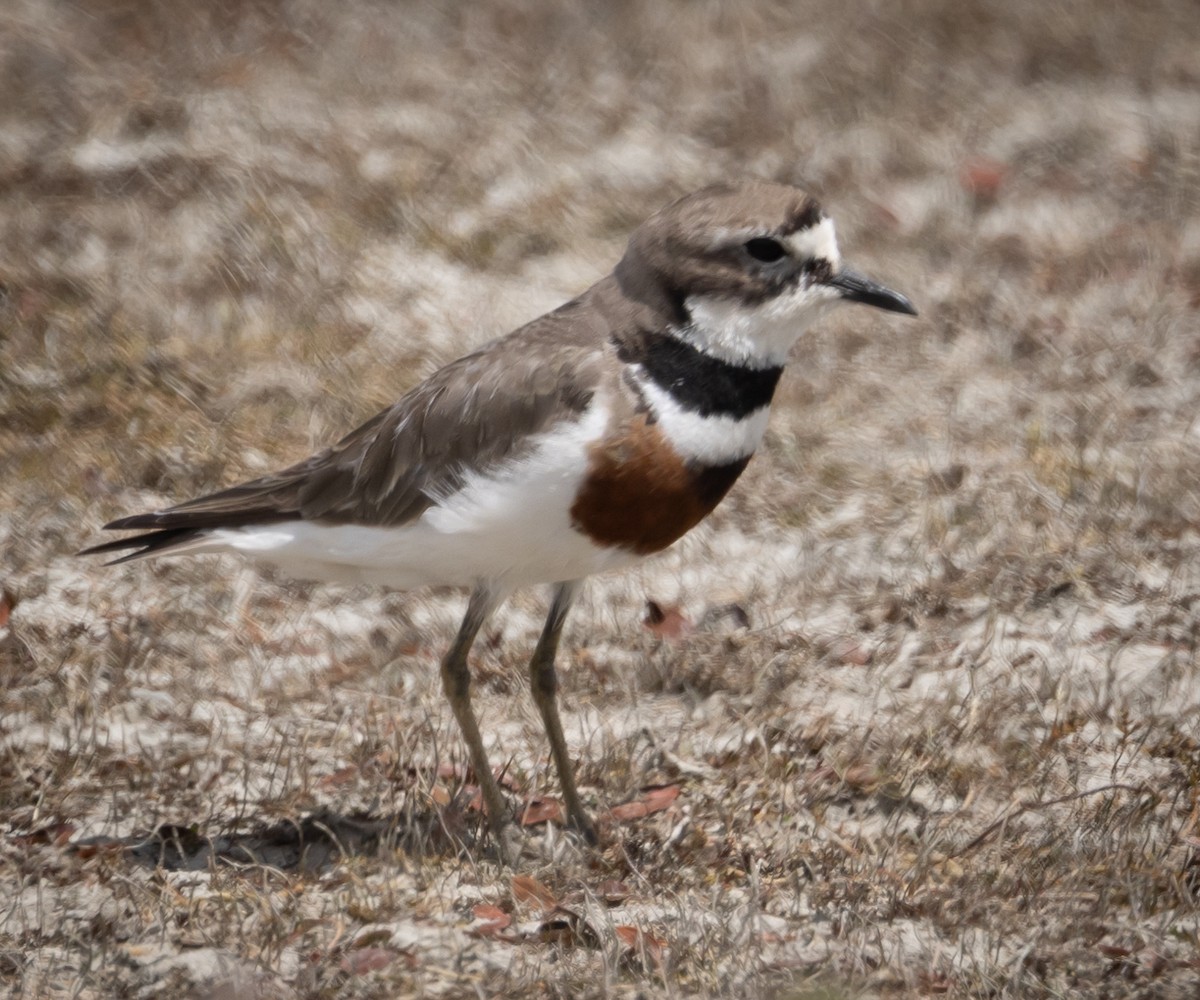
[82,315,604,563]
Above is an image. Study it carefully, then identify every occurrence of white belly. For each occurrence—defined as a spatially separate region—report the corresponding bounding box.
[188,400,642,590]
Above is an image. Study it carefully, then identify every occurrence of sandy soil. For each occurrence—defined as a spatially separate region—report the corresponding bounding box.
[2,1,1199,996]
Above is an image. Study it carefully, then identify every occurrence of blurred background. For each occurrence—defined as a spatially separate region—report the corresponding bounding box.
[1,1,1198,997]
[3,0,1196,547]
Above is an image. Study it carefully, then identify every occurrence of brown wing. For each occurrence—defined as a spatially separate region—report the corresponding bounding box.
[83,304,608,560]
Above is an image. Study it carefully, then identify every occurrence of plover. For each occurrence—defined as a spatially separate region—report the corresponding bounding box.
[82,180,916,855]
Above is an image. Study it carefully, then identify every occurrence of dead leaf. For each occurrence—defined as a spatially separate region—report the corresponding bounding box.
[338,947,397,975]
[615,925,667,968]
[511,874,557,913]
[0,587,14,628]
[10,822,76,848]
[320,765,358,787]
[520,796,564,827]
[961,156,1007,202]
[643,600,693,640]
[469,903,512,939]
[828,637,870,666]
[606,784,681,822]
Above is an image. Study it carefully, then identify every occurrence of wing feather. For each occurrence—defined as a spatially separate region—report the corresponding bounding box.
[89,307,608,552]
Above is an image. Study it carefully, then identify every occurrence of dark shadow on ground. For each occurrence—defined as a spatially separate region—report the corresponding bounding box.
[70,808,479,872]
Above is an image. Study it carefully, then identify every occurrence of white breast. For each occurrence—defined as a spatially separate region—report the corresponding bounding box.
[635,375,770,465]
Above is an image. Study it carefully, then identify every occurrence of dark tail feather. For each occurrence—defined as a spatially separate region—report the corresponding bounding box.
[77,528,207,565]
[79,505,299,564]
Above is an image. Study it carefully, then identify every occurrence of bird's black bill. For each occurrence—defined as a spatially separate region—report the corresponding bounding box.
[828,269,918,315]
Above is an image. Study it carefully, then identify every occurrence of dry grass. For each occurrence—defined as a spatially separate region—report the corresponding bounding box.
[2,0,1200,996]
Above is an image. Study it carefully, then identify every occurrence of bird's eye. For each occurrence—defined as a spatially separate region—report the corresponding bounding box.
[744,237,787,263]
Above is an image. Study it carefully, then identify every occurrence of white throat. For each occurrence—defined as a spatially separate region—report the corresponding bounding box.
[681,284,842,369]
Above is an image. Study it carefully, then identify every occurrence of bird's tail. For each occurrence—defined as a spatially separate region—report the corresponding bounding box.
[77,527,215,565]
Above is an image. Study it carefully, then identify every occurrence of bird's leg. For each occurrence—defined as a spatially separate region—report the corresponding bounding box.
[440,584,514,857]
[528,581,597,843]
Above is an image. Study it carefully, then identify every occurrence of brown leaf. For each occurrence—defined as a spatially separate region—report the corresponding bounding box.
[961,156,1007,202]
[469,903,512,939]
[10,822,76,848]
[338,947,397,975]
[0,587,14,628]
[511,874,557,913]
[643,600,693,640]
[320,765,358,787]
[829,637,870,666]
[615,925,667,967]
[606,784,681,822]
[520,796,564,827]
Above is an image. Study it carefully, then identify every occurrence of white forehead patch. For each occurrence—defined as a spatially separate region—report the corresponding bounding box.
[785,216,840,269]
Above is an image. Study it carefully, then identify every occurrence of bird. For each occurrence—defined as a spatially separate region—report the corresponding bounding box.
[82,180,916,858]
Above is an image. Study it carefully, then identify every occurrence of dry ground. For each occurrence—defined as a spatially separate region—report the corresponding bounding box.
[2,1,1199,997]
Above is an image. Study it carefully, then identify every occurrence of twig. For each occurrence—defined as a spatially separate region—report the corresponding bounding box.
[950,783,1148,858]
